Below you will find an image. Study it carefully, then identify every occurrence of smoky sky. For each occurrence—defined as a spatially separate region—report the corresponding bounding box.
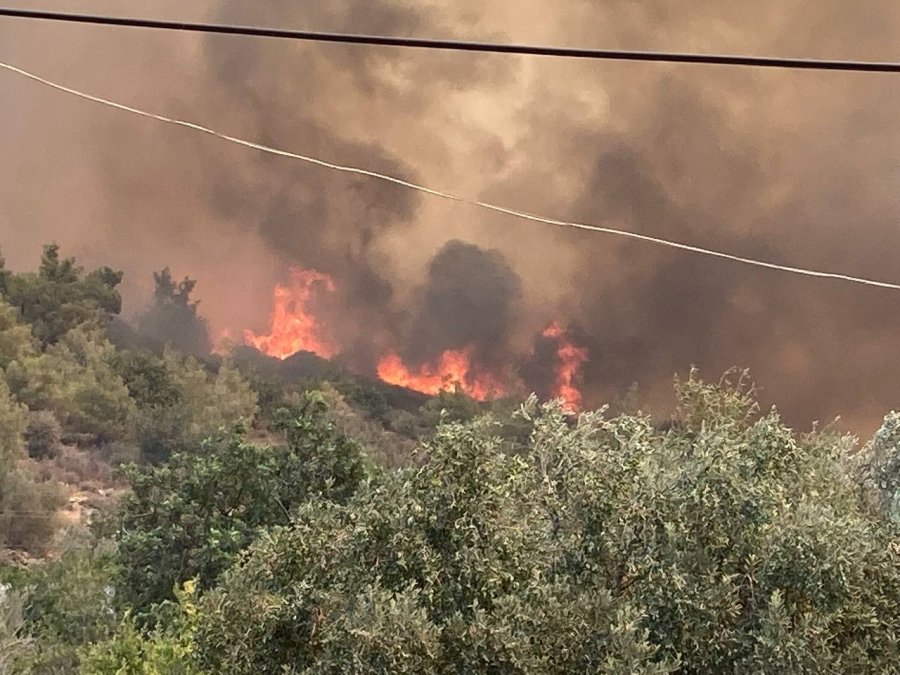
[2,0,900,433]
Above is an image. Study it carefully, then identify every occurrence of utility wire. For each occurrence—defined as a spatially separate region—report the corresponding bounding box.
[2,8,900,73]
[2,60,900,292]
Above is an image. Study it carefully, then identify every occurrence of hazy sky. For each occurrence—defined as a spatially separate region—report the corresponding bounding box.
[2,1,899,433]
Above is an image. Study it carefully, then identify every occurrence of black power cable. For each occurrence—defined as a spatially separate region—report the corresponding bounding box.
[2,7,900,73]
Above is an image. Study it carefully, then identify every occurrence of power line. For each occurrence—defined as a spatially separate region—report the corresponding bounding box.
[2,8,900,73]
[2,59,900,292]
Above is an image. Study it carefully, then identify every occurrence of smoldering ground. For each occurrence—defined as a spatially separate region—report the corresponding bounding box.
[1,0,900,432]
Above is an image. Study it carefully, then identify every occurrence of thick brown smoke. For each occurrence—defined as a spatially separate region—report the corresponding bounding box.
[1,0,900,432]
[401,240,523,371]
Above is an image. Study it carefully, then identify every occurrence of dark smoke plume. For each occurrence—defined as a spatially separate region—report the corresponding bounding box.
[401,240,523,369]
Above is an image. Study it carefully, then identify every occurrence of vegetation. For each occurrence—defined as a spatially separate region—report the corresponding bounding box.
[115,396,369,617]
[135,268,211,356]
[2,245,900,673]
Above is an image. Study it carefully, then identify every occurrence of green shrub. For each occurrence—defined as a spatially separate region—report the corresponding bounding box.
[0,300,36,370]
[78,581,205,674]
[0,586,34,673]
[10,538,119,673]
[7,327,136,445]
[0,467,66,556]
[114,394,369,616]
[24,411,62,460]
[0,378,26,470]
[126,351,259,465]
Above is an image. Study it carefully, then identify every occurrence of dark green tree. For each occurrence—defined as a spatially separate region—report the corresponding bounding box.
[0,249,11,297]
[7,326,136,444]
[136,268,211,356]
[113,350,183,410]
[0,300,36,370]
[4,244,122,347]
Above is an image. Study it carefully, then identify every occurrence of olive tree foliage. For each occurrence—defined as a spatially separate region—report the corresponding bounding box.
[195,417,668,674]
[854,410,900,524]
[114,394,370,617]
[192,374,900,674]
[529,372,900,673]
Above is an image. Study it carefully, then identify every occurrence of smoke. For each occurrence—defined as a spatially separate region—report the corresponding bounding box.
[2,0,900,431]
[401,240,523,370]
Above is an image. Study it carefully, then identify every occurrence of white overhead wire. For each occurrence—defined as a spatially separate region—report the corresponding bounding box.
[2,60,899,292]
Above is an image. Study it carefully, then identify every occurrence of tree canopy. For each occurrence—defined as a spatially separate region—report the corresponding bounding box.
[135,268,211,356]
[4,244,122,347]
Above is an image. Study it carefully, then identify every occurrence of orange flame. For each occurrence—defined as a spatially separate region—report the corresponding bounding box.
[240,271,587,407]
[377,348,507,401]
[542,322,589,412]
[244,268,338,360]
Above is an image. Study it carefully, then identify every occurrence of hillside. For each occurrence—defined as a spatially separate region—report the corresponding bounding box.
[1,246,900,673]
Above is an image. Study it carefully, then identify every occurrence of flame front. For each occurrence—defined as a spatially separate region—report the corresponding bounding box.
[243,270,586,407]
[377,348,507,401]
[542,322,589,412]
[244,268,338,360]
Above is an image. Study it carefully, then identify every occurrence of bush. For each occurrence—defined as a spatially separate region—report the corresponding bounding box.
[163,352,257,437]
[7,327,136,445]
[77,581,205,674]
[0,378,26,470]
[114,394,370,616]
[127,351,259,464]
[193,377,900,674]
[0,466,66,556]
[132,403,192,465]
[35,446,115,492]
[318,383,416,468]
[24,411,62,460]
[98,440,140,467]
[11,538,119,673]
[0,300,36,370]
[0,586,34,672]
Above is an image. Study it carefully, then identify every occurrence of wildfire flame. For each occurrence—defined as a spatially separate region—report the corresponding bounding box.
[377,348,508,401]
[243,268,589,408]
[542,322,589,412]
[243,268,338,360]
